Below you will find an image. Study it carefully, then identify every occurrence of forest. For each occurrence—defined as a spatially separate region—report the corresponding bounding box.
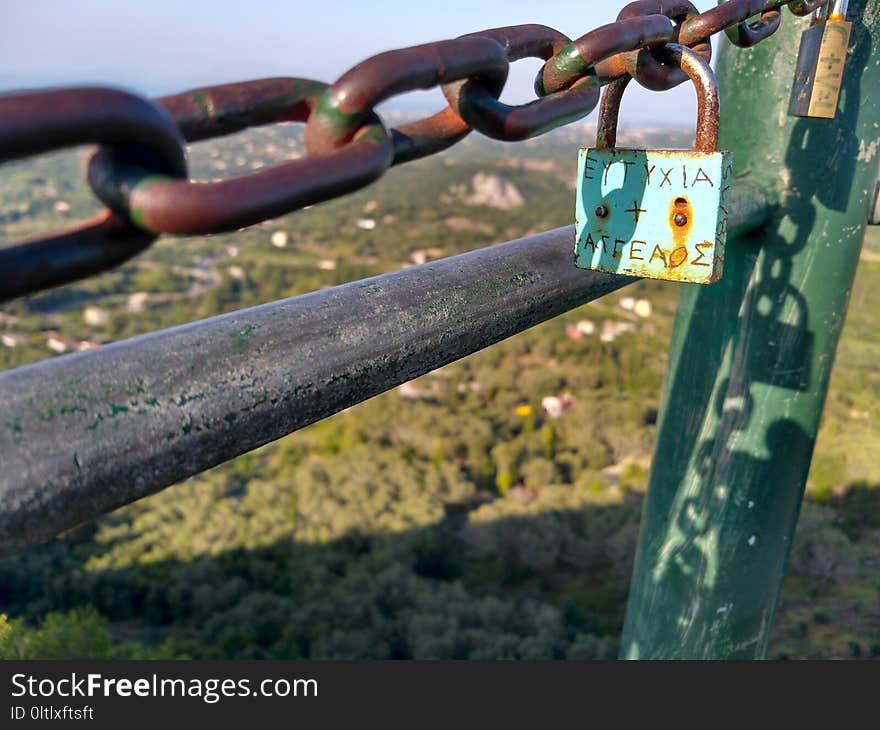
[0,122,878,659]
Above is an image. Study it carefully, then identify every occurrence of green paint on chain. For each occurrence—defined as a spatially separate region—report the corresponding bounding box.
[537,43,589,95]
[128,174,178,232]
[313,91,362,137]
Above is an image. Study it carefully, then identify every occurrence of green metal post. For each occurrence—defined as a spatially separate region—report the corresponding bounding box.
[620,1,880,659]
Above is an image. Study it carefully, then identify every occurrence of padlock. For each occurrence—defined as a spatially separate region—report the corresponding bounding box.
[575,44,732,285]
[788,1,852,119]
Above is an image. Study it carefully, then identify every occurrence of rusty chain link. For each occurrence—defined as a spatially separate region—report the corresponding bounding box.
[0,0,823,302]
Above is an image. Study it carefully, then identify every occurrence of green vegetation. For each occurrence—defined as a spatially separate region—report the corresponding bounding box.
[0,125,878,659]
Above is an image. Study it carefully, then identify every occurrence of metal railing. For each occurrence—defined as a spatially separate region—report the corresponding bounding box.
[0,185,772,557]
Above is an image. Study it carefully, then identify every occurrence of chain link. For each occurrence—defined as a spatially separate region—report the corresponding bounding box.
[0,0,822,302]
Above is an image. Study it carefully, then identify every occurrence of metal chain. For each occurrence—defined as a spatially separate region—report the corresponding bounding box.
[0,0,823,302]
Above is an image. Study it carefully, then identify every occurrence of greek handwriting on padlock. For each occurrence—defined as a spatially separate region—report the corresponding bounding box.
[575,44,732,285]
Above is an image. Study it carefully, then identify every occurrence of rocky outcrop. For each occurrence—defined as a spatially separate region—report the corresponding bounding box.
[465,172,524,209]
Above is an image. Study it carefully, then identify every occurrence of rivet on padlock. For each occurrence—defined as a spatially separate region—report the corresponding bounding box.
[574,44,733,285]
[789,0,852,119]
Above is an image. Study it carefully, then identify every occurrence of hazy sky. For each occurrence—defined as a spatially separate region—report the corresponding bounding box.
[3,0,721,125]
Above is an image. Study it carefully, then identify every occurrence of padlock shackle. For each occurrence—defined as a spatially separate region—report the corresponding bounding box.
[829,0,849,19]
[814,0,849,22]
[596,43,720,153]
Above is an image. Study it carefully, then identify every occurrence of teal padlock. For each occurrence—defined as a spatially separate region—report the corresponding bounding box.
[575,44,733,285]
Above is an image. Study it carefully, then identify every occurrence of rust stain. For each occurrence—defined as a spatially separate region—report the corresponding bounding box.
[670,195,693,248]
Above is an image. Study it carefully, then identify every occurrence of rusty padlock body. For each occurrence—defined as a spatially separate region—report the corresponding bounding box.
[575,44,733,284]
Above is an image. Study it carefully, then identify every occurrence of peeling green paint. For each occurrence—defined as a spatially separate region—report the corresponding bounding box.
[85,402,131,431]
[39,404,87,422]
[59,405,87,416]
[508,271,537,285]
[231,324,257,350]
[176,392,205,407]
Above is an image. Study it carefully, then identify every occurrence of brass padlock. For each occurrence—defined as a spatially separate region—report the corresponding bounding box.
[789,1,852,118]
[575,44,732,285]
